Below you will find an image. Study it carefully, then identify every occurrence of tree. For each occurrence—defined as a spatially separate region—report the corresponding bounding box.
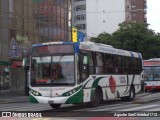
[90,21,160,59]
[90,32,113,45]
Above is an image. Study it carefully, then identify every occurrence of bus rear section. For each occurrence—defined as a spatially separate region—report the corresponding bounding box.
[143,59,160,91]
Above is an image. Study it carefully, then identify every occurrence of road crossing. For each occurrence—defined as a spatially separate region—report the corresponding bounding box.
[0,100,160,112]
[74,102,160,112]
[0,103,52,111]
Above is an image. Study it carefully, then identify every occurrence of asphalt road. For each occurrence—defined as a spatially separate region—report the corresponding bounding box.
[1,91,160,119]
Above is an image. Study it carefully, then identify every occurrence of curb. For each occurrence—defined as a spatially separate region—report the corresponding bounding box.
[132,97,160,104]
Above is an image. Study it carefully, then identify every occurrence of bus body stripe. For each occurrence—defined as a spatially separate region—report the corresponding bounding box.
[92,77,104,88]
[65,88,83,104]
[123,75,129,95]
[82,79,92,89]
[130,52,134,58]
[29,93,39,103]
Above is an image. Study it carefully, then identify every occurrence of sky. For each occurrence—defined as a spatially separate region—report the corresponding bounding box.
[147,0,160,33]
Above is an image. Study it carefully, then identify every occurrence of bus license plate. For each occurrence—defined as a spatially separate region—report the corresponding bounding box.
[48,100,54,104]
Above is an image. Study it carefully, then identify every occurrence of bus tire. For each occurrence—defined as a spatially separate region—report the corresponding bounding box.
[50,104,61,109]
[90,88,103,107]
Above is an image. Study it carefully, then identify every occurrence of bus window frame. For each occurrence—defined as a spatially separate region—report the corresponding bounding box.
[94,52,105,74]
[79,50,89,83]
[30,53,76,86]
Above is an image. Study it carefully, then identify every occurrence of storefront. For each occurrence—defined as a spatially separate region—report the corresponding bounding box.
[10,59,25,92]
[23,58,30,95]
[0,61,10,91]
[0,0,71,94]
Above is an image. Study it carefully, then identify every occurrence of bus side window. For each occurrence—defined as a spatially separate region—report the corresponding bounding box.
[82,55,88,72]
[80,54,89,82]
[124,57,131,74]
[95,53,104,74]
[83,56,88,65]
[105,54,114,74]
[88,52,94,74]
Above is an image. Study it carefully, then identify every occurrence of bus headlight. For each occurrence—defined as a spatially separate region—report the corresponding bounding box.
[35,92,39,96]
[64,89,76,96]
[73,89,76,93]
[69,91,73,95]
[29,89,42,96]
[62,85,82,96]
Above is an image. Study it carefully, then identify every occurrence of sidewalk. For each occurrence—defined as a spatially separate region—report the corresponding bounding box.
[0,90,29,104]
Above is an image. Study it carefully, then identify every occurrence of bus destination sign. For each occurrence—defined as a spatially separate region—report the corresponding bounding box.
[143,61,160,66]
[32,45,74,55]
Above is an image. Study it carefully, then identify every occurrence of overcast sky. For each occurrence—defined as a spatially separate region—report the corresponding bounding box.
[147,0,160,33]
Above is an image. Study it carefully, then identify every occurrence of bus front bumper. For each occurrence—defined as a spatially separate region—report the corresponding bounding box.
[29,94,68,104]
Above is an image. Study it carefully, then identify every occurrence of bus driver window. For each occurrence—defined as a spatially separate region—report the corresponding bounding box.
[52,64,63,80]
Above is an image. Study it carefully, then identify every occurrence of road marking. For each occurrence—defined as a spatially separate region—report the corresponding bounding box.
[89,104,140,111]
[74,103,139,112]
[117,104,159,111]
[145,107,160,111]
[0,105,51,111]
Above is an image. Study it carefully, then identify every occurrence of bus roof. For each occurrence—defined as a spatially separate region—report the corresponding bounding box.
[32,41,142,58]
[146,58,160,61]
[143,58,160,66]
[79,41,142,58]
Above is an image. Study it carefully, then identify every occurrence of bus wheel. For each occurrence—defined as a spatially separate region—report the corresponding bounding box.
[91,88,103,107]
[50,104,61,109]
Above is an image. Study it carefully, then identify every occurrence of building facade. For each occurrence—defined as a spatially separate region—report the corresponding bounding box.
[72,0,147,40]
[0,0,71,93]
[125,0,147,23]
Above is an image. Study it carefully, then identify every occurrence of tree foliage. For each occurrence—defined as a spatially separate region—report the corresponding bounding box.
[90,21,160,59]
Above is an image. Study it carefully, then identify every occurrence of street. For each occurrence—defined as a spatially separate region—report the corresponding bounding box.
[0,92,160,116]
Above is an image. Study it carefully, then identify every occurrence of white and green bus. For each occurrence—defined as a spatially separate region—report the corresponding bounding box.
[29,41,143,108]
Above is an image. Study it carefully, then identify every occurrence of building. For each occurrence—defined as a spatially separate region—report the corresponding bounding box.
[0,0,71,93]
[125,0,147,23]
[72,0,147,39]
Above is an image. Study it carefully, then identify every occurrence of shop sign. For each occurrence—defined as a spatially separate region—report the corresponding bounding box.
[11,61,22,68]
[9,38,21,58]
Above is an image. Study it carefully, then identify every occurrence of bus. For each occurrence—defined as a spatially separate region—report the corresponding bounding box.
[143,58,160,91]
[29,41,143,108]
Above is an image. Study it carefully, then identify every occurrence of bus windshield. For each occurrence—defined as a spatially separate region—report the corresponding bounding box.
[31,55,75,85]
[143,66,160,81]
